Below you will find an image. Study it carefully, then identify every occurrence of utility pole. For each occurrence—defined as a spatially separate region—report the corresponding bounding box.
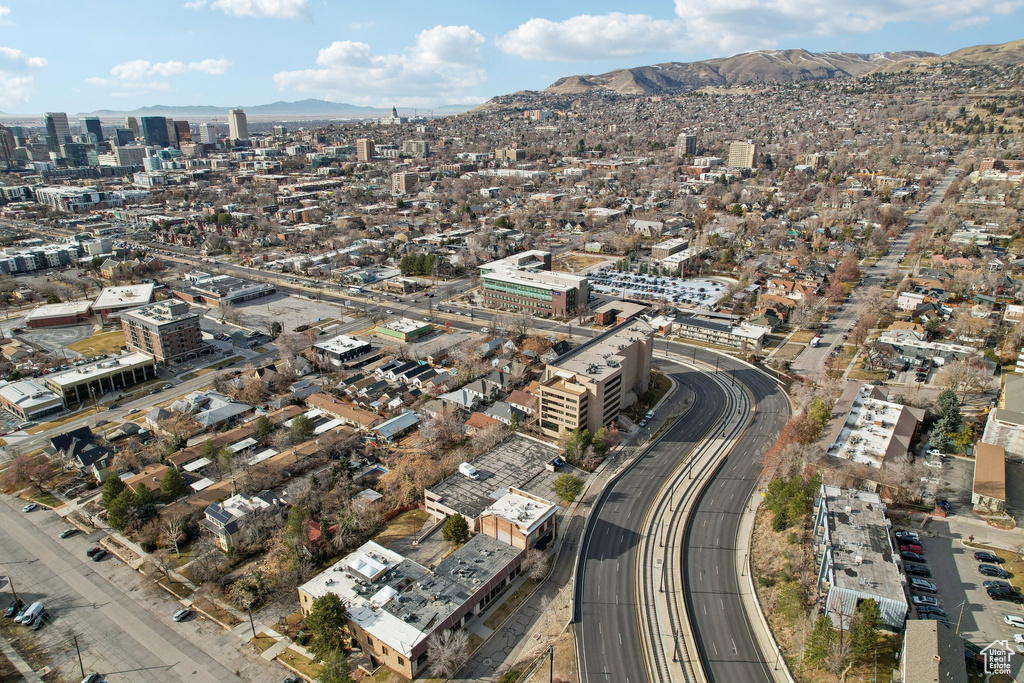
[548,644,553,683]
[72,634,84,678]
[6,576,17,604]
[248,606,257,638]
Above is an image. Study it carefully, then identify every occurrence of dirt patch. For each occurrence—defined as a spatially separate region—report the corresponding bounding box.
[484,577,543,631]
[522,627,577,683]
[66,329,126,356]
[250,633,277,654]
[277,647,322,680]
[551,253,607,273]
[372,509,428,547]
[191,595,242,627]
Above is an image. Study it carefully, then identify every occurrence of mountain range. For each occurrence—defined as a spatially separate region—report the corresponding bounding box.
[61,99,478,119]
[544,39,1024,95]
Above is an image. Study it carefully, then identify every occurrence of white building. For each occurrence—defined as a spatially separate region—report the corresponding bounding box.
[824,385,924,469]
[228,109,248,143]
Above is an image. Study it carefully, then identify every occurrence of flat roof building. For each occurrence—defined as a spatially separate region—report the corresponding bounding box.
[121,300,207,365]
[24,300,93,328]
[312,334,373,367]
[478,487,557,551]
[44,352,156,406]
[972,442,1006,512]
[538,319,654,438]
[0,378,64,421]
[813,485,907,630]
[480,265,588,319]
[173,273,275,307]
[824,384,925,469]
[92,283,156,323]
[298,534,522,678]
[375,318,432,342]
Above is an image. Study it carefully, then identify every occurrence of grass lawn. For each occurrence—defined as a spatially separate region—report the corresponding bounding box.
[484,577,543,630]
[276,648,322,680]
[26,406,102,434]
[30,490,62,508]
[847,368,887,381]
[191,595,242,627]
[66,329,125,356]
[789,330,817,344]
[373,509,429,546]
[250,633,277,654]
[179,366,218,381]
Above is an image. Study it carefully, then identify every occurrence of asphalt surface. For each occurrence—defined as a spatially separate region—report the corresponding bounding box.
[575,359,727,683]
[681,351,790,683]
[791,170,956,376]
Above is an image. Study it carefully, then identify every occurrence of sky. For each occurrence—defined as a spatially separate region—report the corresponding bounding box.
[0,0,1021,114]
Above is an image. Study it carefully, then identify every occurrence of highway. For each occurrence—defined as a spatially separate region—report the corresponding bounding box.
[791,170,956,376]
[575,358,727,683]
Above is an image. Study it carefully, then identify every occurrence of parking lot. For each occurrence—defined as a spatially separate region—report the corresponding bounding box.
[19,324,94,356]
[586,269,732,307]
[0,496,284,683]
[235,291,353,335]
[910,531,1024,677]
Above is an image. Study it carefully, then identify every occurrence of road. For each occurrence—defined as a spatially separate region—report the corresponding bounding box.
[575,359,726,683]
[681,351,790,683]
[0,496,281,682]
[791,170,956,376]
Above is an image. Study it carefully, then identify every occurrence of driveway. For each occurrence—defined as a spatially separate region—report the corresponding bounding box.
[0,496,284,683]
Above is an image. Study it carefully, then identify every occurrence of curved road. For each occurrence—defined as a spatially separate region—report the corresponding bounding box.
[574,345,789,683]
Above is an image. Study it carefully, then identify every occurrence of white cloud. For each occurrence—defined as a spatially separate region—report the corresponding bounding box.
[0,46,46,109]
[107,57,232,81]
[273,25,486,106]
[0,6,10,24]
[201,0,308,19]
[498,12,686,61]
[672,0,1024,54]
[949,15,990,29]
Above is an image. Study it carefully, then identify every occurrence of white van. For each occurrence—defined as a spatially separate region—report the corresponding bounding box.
[17,601,43,626]
[459,462,480,480]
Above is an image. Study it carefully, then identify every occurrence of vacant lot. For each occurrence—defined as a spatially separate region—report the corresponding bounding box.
[67,329,126,356]
[551,253,608,273]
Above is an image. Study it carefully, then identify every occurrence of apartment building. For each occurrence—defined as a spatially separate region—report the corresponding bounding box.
[391,171,417,195]
[356,138,374,162]
[727,140,756,169]
[121,300,205,365]
[537,320,654,437]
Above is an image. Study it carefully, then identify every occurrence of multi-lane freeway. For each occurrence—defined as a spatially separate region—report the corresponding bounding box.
[575,344,790,683]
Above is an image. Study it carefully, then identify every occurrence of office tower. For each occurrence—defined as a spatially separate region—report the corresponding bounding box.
[113,145,147,166]
[727,140,756,169]
[675,133,697,158]
[82,117,104,143]
[402,140,430,157]
[273,125,287,137]
[227,108,248,143]
[164,118,178,147]
[44,112,71,152]
[0,124,14,165]
[356,138,374,162]
[124,116,140,139]
[198,122,218,144]
[113,128,134,146]
[61,143,94,167]
[140,116,169,147]
[174,120,191,143]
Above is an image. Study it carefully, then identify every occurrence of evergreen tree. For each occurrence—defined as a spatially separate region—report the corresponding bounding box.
[442,513,470,544]
[106,488,136,530]
[804,613,834,668]
[306,593,348,662]
[256,415,274,439]
[160,468,190,502]
[102,476,126,507]
[851,599,880,660]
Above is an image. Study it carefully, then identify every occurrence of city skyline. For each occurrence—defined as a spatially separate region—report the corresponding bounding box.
[0,0,1020,114]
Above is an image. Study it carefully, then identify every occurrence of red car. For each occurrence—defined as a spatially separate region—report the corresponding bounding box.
[900,543,924,554]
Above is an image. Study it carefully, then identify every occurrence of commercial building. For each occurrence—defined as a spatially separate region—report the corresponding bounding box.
[537,319,654,438]
[312,334,373,367]
[298,534,523,678]
[0,379,64,421]
[0,243,80,273]
[651,237,689,260]
[82,117,104,143]
[727,140,756,169]
[675,133,697,158]
[44,352,156,406]
[203,491,280,551]
[121,300,206,365]
[112,145,147,167]
[44,112,71,152]
[671,314,767,349]
[823,384,925,469]
[375,318,432,342]
[173,120,191,143]
[198,122,219,144]
[401,140,429,157]
[140,116,169,147]
[228,108,248,143]
[124,116,140,139]
[92,283,156,323]
[33,186,124,214]
[172,272,275,306]
[24,301,93,328]
[813,485,907,630]
[356,138,374,162]
[478,487,557,550]
[480,251,587,318]
[972,442,1006,512]
[982,373,1024,460]
[592,300,647,326]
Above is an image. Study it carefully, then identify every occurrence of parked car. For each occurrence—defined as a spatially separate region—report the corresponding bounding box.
[917,605,947,618]
[4,599,24,619]
[1014,634,1024,645]
[979,564,1009,578]
[900,543,924,554]
[918,613,948,624]
[22,502,37,513]
[59,528,78,539]
[172,607,191,622]
[91,549,107,561]
[1005,615,1024,629]
[905,563,931,577]
[975,551,1002,563]
[126,408,141,415]
[988,587,1023,603]
[911,595,939,607]
[162,383,173,390]
[985,580,1012,590]
[902,551,927,563]
[935,499,951,512]
[926,448,943,457]
[896,530,920,543]
[86,546,102,557]
[80,673,104,683]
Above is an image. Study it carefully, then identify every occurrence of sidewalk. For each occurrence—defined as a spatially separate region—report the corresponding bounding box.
[0,636,44,683]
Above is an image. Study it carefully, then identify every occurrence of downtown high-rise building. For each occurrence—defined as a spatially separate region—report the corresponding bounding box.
[124,116,141,139]
[174,120,191,143]
[228,108,248,143]
[140,116,170,147]
[113,128,135,146]
[356,138,374,162]
[0,124,15,166]
[198,122,219,144]
[44,112,72,152]
[82,116,104,143]
[675,133,697,158]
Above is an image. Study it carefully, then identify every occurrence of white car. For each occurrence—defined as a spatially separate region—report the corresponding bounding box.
[1005,615,1024,629]
[172,607,191,622]
[1015,633,1024,644]
[22,502,37,513]
[127,408,141,415]
[923,459,944,469]
[912,595,939,607]
[926,448,944,457]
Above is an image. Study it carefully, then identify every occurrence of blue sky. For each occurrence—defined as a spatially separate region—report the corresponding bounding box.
[0,0,1020,113]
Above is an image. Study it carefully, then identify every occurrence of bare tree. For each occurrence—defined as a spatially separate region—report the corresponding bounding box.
[161,515,185,558]
[521,548,550,581]
[427,628,470,678]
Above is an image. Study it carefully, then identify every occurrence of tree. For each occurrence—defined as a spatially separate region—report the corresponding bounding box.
[552,473,584,503]
[316,651,354,683]
[270,321,282,339]
[106,488,137,530]
[833,255,861,283]
[442,513,470,545]
[561,428,591,464]
[306,593,348,662]
[291,414,315,442]
[256,414,274,439]
[804,613,834,668]
[1,453,56,492]
[102,476,126,507]
[161,515,186,558]
[521,548,550,580]
[851,599,880,660]
[591,427,613,457]
[160,468,190,502]
[427,628,470,678]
